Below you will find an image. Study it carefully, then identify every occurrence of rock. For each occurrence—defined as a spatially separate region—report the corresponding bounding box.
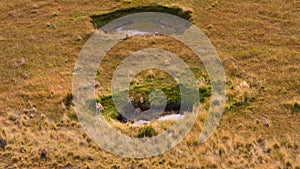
[263,122,270,128]
[263,118,270,128]
[61,102,66,110]
[23,108,30,114]
[163,59,171,65]
[23,106,37,115]
[31,9,38,14]
[41,114,47,120]
[9,12,21,18]
[46,23,56,29]
[29,114,35,118]
[8,114,18,122]
[14,58,25,68]
[234,80,252,103]
[132,120,150,126]
[206,24,213,29]
[94,82,100,88]
[177,148,183,154]
[240,81,250,89]
[31,107,37,112]
[167,130,175,136]
[52,12,59,17]
[257,138,265,147]
[0,36,5,41]
[0,138,7,150]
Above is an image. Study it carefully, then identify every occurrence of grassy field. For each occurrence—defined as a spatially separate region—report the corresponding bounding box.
[0,0,299,168]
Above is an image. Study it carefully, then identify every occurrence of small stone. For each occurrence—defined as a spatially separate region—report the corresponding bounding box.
[257,138,265,147]
[14,58,25,68]
[163,59,171,65]
[52,12,59,17]
[31,107,37,112]
[41,114,46,120]
[206,24,213,29]
[262,117,270,128]
[61,102,66,110]
[29,114,35,118]
[9,12,21,18]
[263,122,270,128]
[94,82,100,88]
[31,9,38,14]
[23,108,30,114]
[240,81,250,89]
[167,130,174,136]
[8,114,18,122]
[177,149,183,154]
[0,36,5,41]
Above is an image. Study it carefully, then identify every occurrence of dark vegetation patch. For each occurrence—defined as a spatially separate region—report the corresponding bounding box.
[0,137,7,150]
[99,85,211,120]
[89,5,208,122]
[137,126,157,138]
[293,103,300,113]
[62,93,74,108]
[284,101,300,114]
[91,5,192,29]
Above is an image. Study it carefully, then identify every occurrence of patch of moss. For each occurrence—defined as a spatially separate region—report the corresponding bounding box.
[99,83,211,120]
[137,125,157,138]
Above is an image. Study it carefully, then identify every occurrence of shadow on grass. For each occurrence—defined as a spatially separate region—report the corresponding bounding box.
[91,5,192,29]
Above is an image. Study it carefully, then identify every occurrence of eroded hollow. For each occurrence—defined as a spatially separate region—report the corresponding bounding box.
[89,6,209,128]
[91,5,192,29]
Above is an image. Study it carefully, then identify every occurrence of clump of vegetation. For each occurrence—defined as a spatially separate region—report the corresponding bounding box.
[98,95,119,119]
[0,137,7,150]
[137,126,157,138]
[98,84,210,121]
[291,102,300,113]
[284,99,300,114]
[98,69,211,121]
[62,93,74,108]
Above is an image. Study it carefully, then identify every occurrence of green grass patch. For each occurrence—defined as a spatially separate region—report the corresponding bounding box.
[99,84,211,120]
[137,125,157,138]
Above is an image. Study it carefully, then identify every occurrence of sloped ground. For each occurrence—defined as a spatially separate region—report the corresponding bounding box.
[0,0,299,168]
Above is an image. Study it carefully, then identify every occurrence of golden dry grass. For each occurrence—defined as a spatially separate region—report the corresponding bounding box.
[0,0,299,168]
